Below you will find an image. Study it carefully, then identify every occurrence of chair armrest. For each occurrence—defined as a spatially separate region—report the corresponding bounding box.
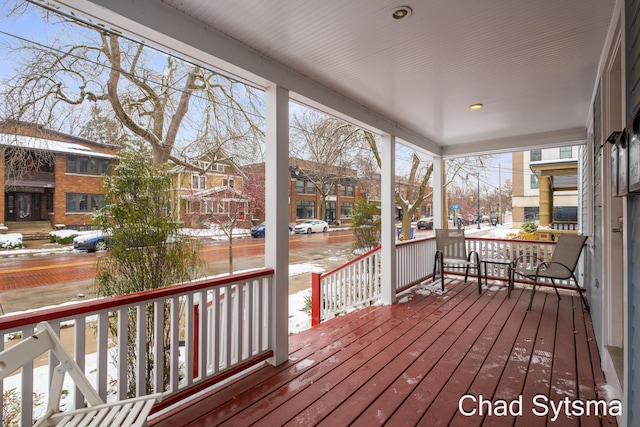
[535,261,573,275]
[467,250,481,264]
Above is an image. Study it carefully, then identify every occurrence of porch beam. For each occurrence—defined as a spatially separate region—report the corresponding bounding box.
[432,156,444,229]
[265,85,289,366]
[381,134,396,304]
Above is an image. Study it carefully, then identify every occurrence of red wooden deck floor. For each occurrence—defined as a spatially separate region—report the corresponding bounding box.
[149,279,618,426]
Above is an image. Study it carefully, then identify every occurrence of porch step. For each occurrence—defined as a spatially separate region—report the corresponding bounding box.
[2,221,54,240]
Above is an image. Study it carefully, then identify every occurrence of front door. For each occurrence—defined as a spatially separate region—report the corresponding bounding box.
[16,193,32,221]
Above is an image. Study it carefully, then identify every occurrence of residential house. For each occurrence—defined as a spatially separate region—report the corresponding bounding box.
[168,160,246,227]
[512,146,580,229]
[289,158,359,225]
[0,122,117,232]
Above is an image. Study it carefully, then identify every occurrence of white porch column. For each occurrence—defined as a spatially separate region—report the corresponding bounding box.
[432,156,444,229]
[265,85,289,365]
[381,134,396,304]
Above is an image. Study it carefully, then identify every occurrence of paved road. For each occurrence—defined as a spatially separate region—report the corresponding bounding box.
[0,230,354,290]
[0,230,356,314]
[0,227,440,314]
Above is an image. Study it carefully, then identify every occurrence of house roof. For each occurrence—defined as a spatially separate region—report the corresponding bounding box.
[52,0,616,157]
[0,133,116,158]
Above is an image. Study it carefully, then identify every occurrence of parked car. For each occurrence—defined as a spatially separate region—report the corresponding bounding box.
[293,219,329,234]
[73,231,112,252]
[250,222,293,238]
[417,217,433,230]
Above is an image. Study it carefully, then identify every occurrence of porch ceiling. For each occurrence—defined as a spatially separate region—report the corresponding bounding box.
[54,0,616,156]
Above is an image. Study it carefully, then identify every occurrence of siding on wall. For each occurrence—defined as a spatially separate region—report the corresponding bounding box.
[590,82,605,346]
[627,0,640,118]
[627,1,640,424]
[629,197,640,426]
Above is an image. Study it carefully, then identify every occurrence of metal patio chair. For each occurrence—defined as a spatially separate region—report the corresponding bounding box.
[510,234,589,311]
[432,229,482,293]
[0,321,162,426]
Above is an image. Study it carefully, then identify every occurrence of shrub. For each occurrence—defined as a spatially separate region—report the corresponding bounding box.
[521,221,538,233]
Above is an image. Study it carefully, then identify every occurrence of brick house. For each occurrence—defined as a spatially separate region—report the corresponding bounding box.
[243,158,361,225]
[0,122,117,231]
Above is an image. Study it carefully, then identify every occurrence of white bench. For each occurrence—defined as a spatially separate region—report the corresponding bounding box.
[0,321,162,426]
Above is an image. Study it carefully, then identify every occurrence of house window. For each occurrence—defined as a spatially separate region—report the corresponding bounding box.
[66,194,104,212]
[530,174,539,189]
[524,207,539,221]
[213,163,225,172]
[340,202,353,218]
[560,146,572,159]
[530,149,542,162]
[223,178,235,188]
[192,175,206,189]
[296,201,315,219]
[553,206,578,222]
[340,185,354,197]
[306,180,315,194]
[296,179,305,194]
[347,185,354,197]
[66,155,112,175]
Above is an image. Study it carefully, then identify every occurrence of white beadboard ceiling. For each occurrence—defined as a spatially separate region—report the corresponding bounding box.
[54,0,617,156]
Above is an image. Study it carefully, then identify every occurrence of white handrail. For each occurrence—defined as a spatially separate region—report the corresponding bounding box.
[0,269,275,427]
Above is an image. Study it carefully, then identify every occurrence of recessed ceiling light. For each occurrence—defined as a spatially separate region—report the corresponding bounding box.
[391,6,413,20]
[469,103,483,110]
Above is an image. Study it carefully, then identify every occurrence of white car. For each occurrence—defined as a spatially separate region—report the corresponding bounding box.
[293,219,329,234]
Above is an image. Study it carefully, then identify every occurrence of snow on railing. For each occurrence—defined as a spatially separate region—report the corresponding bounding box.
[0,268,275,426]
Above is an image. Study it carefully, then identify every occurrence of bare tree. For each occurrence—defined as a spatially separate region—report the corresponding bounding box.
[291,109,363,222]
[364,132,432,239]
[1,1,264,171]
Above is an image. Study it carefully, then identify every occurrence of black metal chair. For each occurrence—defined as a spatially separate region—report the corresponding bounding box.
[510,234,589,311]
[432,229,482,293]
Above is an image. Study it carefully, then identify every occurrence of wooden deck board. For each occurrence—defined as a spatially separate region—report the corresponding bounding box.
[149,279,618,427]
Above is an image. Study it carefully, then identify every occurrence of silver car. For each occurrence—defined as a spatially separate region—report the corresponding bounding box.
[293,219,329,234]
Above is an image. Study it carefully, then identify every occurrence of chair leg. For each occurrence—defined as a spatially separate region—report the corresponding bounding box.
[440,257,445,291]
[573,274,590,313]
[527,273,539,311]
[433,252,440,283]
[551,278,561,300]
[464,265,469,283]
[474,254,482,294]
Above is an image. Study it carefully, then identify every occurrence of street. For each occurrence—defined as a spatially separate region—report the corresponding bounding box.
[1,224,501,315]
[0,230,357,314]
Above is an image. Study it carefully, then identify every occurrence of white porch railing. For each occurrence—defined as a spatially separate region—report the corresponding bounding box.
[311,246,382,325]
[311,238,437,324]
[0,268,274,427]
[465,237,577,287]
[312,236,580,324]
[395,237,437,292]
